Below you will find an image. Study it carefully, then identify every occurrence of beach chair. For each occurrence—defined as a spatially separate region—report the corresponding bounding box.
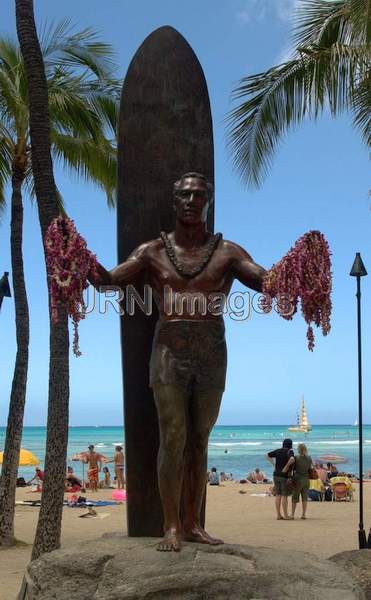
[332,482,350,502]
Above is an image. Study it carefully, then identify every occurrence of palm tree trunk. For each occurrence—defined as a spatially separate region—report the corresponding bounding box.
[15,0,70,560]
[0,166,29,547]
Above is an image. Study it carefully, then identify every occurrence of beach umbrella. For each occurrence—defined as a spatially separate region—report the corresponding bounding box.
[0,448,39,466]
[317,454,348,465]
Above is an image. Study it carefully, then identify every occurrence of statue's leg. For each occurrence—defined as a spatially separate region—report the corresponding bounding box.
[182,388,224,545]
[152,383,189,552]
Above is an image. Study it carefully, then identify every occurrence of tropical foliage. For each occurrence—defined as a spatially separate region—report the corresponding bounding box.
[0,18,120,549]
[227,0,371,186]
[0,19,119,206]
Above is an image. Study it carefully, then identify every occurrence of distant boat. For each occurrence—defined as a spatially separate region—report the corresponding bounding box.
[354,419,358,426]
[288,397,312,433]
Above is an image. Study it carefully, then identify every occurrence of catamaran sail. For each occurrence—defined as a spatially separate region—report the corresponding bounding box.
[288,397,312,433]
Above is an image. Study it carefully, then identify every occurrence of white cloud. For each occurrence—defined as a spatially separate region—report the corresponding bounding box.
[236,0,266,24]
[236,0,300,26]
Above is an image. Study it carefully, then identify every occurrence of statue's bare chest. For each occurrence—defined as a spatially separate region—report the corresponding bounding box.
[148,236,232,293]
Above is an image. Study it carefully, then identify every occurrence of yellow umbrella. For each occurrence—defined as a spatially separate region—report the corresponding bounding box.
[0,448,40,466]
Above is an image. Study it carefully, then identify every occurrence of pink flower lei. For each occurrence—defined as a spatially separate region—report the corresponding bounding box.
[45,216,100,356]
[262,230,332,351]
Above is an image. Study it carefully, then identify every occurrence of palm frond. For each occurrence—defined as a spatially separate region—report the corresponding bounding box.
[0,136,12,207]
[0,37,23,70]
[227,58,311,187]
[47,69,120,138]
[50,131,116,205]
[39,18,75,56]
[348,0,371,44]
[292,0,350,46]
[40,19,117,80]
[0,121,16,148]
[48,84,103,141]
[227,42,368,186]
[0,21,119,210]
[0,66,22,120]
[351,73,371,145]
[0,38,29,136]
[88,93,119,137]
[24,162,65,212]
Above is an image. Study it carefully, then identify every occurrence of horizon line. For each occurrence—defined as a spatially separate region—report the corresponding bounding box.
[1,423,368,428]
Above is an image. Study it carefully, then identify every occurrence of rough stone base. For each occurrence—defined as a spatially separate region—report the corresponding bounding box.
[330,549,371,599]
[24,533,362,599]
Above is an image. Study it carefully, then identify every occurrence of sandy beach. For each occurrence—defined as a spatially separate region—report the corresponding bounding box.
[1,481,370,599]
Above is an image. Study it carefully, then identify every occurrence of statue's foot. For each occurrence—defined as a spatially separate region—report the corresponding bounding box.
[156,527,182,552]
[183,525,224,545]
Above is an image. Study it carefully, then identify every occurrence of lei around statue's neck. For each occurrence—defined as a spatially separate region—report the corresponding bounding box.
[160,231,222,279]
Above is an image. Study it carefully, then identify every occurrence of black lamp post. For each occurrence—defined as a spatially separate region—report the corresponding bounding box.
[349,252,368,549]
[0,271,11,310]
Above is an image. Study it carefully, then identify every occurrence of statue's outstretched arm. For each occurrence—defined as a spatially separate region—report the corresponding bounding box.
[88,243,148,290]
[229,242,266,292]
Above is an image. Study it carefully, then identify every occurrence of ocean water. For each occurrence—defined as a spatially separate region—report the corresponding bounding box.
[1,425,371,481]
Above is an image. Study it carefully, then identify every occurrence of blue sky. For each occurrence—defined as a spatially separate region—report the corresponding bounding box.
[0,0,370,426]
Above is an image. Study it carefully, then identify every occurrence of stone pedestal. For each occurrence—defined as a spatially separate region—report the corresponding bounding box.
[23,533,362,599]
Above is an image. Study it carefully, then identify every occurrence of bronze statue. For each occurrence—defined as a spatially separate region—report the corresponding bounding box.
[91,172,266,551]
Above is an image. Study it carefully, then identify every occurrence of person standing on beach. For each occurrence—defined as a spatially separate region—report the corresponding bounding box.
[284,443,313,519]
[85,445,102,492]
[114,446,125,489]
[266,438,294,520]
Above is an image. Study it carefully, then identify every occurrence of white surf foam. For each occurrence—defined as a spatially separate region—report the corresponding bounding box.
[309,440,358,445]
[209,442,263,447]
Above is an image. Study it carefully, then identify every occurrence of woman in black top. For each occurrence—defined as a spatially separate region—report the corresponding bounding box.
[266,438,294,520]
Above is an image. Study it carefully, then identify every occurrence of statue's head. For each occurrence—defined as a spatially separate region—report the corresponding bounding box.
[173,172,213,225]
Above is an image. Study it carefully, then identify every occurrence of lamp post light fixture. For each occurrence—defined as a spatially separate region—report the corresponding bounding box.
[349,252,368,549]
[0,271,11,311]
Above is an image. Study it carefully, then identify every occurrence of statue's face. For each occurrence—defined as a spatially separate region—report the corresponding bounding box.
[174,177,210,224]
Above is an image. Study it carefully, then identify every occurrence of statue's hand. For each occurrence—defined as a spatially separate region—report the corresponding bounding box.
[87,262,111,289]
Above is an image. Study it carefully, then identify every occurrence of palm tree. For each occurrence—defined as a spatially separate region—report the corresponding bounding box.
[0,16,119,549]
[227,0,370,187]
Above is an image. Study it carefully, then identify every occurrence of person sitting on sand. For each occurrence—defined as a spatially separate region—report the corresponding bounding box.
[65,466,82,492]
[266,438,294,520]
[85,445,102,492]
[247,468,268,483]
[307,478,325,501]
[208,467,220,486]
[328,464,339,479]
[99,466,112,489]
[27,467,44,489]
[315,463,328,484]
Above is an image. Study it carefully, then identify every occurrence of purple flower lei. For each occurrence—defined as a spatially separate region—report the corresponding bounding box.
[263,230,332,351]
[45,216,99,357]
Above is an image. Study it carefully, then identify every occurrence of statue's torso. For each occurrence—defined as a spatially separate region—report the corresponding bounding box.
[144,234,235,320]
